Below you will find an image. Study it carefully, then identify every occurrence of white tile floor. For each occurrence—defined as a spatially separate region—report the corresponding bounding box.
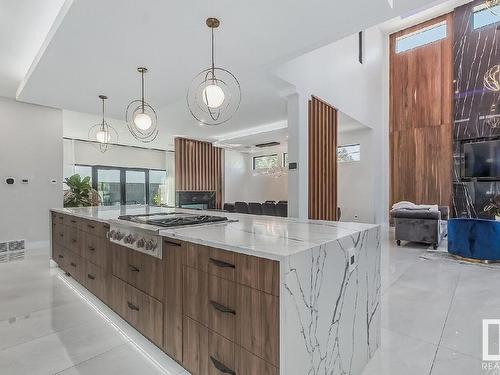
[0,231,498,375]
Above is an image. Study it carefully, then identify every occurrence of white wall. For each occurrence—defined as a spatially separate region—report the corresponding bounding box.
[224,146,288,204]
[275,26,387,222]
[0,97,62,243]
[337,128,375,223]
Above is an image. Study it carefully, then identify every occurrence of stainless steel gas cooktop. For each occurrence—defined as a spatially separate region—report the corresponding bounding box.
[117,212,229,228]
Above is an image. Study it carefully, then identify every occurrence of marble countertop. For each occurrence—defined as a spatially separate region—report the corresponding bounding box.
[51,205,378,260]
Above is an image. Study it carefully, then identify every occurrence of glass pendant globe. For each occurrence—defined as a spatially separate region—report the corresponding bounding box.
[202,84,225,108]
[96,129,111,144]
[134,112,153,130]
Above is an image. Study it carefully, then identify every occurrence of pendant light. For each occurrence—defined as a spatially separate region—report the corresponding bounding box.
[88,95,118,153]
[187,18,241,126]
[126,67,159,143]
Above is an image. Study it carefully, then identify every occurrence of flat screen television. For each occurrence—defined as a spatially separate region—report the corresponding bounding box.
[463,140,500,179]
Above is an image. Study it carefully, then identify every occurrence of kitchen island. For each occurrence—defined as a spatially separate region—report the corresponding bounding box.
[50,205,381,375]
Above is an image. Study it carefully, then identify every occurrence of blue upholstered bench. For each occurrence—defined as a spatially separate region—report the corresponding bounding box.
[448,219,500,262]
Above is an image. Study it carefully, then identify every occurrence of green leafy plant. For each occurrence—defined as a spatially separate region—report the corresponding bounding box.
[63,174,100,207]
[484,195,500,218]
[152,192,162,206]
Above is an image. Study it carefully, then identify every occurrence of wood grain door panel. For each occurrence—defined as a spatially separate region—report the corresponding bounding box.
[112,243,164,301]
[83,232,110,269]
[111,276,163,347]
[208,274,237,342]
[84,261,109,303]
[183,265,208,326]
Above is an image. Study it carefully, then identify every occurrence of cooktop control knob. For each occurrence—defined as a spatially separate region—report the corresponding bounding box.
[145,240,155,251]
[124,234,136,244]
[137,238,145,248]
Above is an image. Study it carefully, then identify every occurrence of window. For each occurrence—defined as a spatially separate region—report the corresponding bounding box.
[253,154,279,170]
[97,168,121,206]
[395,21,447,53]
[283,153,289,168]
[337,144,361,163]
[149,170,166,205]
[125,170,146,205]
[473,4,500,30]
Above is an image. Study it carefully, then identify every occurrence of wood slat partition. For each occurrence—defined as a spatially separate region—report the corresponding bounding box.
[308,96,338,221]
[389,14,453,211]
[175,138,224,209]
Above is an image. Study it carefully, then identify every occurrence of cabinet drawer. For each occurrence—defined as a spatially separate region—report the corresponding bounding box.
[54,213,64,225]
[183,267,279,364]
[52,244,67,271]
[111,276,163,347]
[81,219,108,239]
[52,222,65,246]
[237,285,279,367]
[84,261,109,302]
[63,225,82,256]
[66,251,85,283]
[66,216,80,229]
[83,232,110,269]
[183,242,280,296]
[237,347,279,375]
[112,243,164,301]
[183,317,278,375]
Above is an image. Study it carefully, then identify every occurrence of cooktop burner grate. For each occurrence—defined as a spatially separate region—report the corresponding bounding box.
[118,212,229,228]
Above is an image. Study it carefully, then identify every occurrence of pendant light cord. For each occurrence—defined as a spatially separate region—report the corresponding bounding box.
[211,26,215,80]
[141,70,145,112]
[101,97,105,129]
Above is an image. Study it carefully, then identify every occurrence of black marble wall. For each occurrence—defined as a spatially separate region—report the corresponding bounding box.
[453,1,499,218]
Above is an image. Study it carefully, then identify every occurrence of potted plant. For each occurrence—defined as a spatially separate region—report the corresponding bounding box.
[64,174,101,207]
[484,195,500,221]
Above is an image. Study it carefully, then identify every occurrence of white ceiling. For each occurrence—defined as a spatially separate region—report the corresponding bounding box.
[0,0,66,97]
[9,0,443,142]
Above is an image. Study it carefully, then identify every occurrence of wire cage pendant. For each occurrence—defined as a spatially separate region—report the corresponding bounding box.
[126,67,159,143]
[187,18,241,126]
[88,95,118,153]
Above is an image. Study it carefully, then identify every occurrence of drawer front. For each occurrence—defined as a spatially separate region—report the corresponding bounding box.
[237,285,279,367]
[81,218,108,238]
[66,250,85,283]
[66,215,80,229]
[183,316,277,375]
[112,243,164,301]
[52,222,64,246]
[237,347,279,375]
[54,213,64,225]
[84,261,109,302]
[208,274,237,342]
[63,225,82,256]
[52,244,67,271]
[183,242,280,296]
[111,276,163,347]
[83,232,110,269]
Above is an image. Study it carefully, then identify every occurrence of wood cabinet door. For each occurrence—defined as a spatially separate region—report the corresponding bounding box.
[183,265,208,326]
[182,316,209,375]
[112,243,164,301]
[52,244,67,271]
[237,347,279,375]
[163,239,183,362]
[111,276,163,347]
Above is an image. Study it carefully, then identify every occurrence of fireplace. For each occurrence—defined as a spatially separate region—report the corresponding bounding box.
[176,191,216,210]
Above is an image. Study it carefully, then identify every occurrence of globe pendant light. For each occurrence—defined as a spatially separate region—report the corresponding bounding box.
[187,18,241,126]
[88,95,118,153]
[126,67,159,143]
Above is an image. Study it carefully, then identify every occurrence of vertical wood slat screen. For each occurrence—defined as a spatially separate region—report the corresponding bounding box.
[308,96,338,221]
[174,138,224,209]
